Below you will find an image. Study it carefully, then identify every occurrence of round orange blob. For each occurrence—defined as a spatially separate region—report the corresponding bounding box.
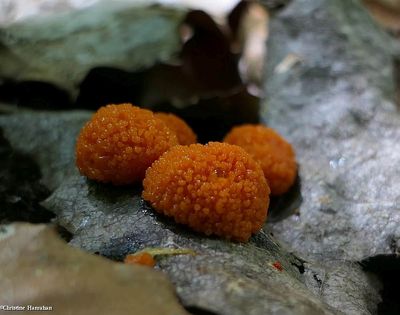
[155,112,197,145]
[76,104,178,185]
[142,142,270,242]
[224,124,297,195]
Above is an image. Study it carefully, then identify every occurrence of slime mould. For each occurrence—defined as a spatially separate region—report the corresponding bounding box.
[142,142,270,242]
[75,104,178,185]
[124,252,156,267]
[75,105,297,242]
[155,112,197,145]
[224,124,297,195]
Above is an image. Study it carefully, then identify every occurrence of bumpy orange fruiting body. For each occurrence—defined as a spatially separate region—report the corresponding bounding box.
[76,104,178,185]
[154,112,197,145]
[142,142,270,242]
[224,124,297,195]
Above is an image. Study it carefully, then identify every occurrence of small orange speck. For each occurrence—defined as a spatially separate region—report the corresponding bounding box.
[272,261,283,271]
[124,252,155,267]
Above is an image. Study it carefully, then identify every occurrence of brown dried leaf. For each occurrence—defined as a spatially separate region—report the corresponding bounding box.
[229,1,269,91]
[0,223,188,315]
[363,0,400,32]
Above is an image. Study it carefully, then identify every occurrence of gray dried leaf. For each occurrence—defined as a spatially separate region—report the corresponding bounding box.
[264,0,400,261]
[303,261,381,315]
[0,1,186,94]
[0,110,91,190]
[43,173,338,315]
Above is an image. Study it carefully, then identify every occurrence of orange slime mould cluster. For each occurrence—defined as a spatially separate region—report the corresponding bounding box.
[155,112,197,145]
[75,104,297,242]
[224,124,297,195]
[142,142,270,242]
[76,104,178,185]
